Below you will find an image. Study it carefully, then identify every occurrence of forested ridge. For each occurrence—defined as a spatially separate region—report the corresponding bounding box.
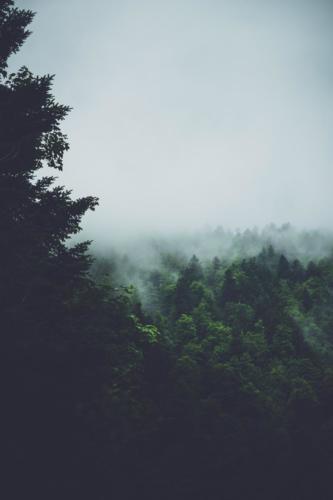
[1,2,333,499]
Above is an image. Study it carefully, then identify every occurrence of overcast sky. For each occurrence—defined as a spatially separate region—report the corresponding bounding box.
[14,0,333,239]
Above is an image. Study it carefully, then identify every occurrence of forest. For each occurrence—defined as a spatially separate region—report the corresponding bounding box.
[1,2,333,499]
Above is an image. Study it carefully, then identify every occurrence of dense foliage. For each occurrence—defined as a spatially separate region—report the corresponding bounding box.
[91,246,333,500]
[2,2,333,499]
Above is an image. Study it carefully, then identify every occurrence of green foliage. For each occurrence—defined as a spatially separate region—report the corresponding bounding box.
[3,2,333,499]
[130,314,160,343]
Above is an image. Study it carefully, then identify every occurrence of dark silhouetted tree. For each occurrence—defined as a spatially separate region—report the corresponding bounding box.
[0,1,98,341]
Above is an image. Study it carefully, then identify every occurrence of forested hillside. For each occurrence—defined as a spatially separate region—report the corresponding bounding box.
[1,2,333,499]
[90,244,333,499]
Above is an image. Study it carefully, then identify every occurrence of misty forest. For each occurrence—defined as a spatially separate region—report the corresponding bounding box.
[2,2,333,499]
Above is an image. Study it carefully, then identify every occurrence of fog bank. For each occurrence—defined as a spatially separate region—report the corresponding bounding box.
[15,0,333,236]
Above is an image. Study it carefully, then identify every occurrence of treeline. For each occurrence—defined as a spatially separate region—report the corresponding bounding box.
[1,2,333,499]
[90,225,333,310]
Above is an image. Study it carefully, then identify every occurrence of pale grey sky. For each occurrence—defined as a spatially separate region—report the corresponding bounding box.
[14,0,333,239]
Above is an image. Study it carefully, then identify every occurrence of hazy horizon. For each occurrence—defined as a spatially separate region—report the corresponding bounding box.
[14,0,333,239]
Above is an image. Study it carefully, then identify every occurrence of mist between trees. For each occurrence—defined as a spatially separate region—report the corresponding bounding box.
[2,2,333,499]
[90,224,333,307]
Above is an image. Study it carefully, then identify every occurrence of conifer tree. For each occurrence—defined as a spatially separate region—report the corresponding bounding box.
[0,1,98,336]
[0,5,100,496]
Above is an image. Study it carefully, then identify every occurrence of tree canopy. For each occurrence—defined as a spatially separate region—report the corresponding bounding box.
[2,2,333,500]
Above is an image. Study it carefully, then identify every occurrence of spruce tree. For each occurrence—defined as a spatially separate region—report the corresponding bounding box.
[0,1,98,338]
[0,3,101,497]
